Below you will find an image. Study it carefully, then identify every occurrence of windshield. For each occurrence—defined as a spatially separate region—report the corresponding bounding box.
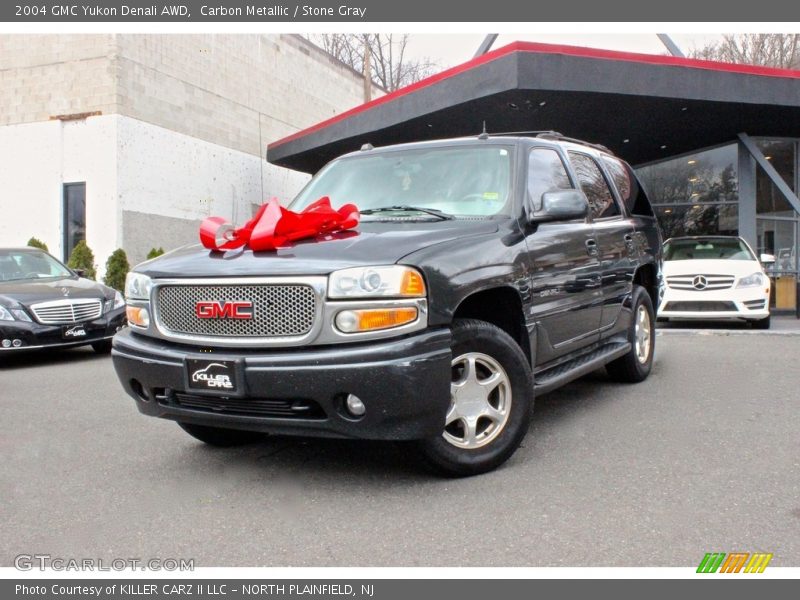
[663,238,756,261]
[0,249,73,281]
[289,145,513,217]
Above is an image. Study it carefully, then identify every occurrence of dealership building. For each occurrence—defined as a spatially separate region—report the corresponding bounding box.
[0,34,378,270]
[2,37,800,311]
[269,42,800,312]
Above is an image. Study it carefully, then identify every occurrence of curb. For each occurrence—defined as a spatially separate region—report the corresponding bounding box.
[656,328,800,337]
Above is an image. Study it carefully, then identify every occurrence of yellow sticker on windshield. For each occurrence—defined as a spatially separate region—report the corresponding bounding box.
[483,192,499,200]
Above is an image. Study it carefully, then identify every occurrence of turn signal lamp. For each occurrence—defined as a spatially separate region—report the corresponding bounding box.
[126,306,150,328]
[335,307,418,333]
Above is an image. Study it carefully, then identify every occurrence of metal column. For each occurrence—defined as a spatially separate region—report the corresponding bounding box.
[737,140,757,251]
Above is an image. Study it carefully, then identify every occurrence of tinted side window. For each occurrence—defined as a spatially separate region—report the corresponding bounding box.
[602,155,654,217]
[568,152,620,219]
[527,148,573,211]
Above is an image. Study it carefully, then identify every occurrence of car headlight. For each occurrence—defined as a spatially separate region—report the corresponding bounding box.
[736,272,764,288]
[104,291,125,314]
[0,306,14,321]
[11,309,31,322]
[328,266,426,299]
[125,272,153,300]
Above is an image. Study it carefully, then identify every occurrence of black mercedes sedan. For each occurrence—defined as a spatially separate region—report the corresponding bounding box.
[0,247,127,354]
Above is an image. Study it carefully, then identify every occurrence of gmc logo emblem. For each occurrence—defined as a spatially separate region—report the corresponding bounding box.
[195,300,254,320]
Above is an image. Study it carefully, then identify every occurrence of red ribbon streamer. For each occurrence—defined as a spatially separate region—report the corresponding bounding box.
[199,197,359,252]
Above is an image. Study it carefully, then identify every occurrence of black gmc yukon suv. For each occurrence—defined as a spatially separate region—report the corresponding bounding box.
[112,133,662,476]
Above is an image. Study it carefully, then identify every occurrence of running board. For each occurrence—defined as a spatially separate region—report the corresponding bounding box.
[534,341,631,395]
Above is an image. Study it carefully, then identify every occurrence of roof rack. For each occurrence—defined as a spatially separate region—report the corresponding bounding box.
[482,130,613,155]
[535,132,612,154]
[485,130,564,138]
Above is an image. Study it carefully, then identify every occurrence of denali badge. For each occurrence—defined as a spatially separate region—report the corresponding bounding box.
[195,300,253,319]
[191,363,234,389]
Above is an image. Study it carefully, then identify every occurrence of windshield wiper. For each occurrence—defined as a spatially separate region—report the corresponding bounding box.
[360,205,455,220]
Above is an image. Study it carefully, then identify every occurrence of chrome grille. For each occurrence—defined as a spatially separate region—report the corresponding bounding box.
[156,283,316,338]
[30,298,103,324]
[666,274,735,291]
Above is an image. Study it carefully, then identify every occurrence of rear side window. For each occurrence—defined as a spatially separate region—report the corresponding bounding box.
[568,152,620,219]
[602,155,654,217]
[527,148,573,211]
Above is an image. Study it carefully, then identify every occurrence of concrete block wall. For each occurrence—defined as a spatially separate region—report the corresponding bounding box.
[114,34,376,162]
[0,34,117,126]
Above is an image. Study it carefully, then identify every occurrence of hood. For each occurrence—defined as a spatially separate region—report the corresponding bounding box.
[136,219,501,278]
[0,276,112,308]
[663,259,763,278]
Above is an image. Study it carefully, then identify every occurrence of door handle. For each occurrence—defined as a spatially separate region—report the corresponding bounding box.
[585,238,598,256]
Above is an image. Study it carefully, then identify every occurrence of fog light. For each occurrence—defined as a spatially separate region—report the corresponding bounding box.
[12,339,22,347]
[335,310,359,332]
[345,394,366,417]
[126,306,150,328]
[2,339,11,348]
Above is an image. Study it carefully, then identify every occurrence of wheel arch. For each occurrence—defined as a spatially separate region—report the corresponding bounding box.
[633,262,658,309]
[452,286,531,365]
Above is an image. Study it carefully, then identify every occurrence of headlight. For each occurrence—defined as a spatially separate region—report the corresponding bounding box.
[11,309,31,322]
[328,266,426,299]
[104,291,125,314]
[736,272,764,288]
[0,306,13,321]
[125,272,153,300]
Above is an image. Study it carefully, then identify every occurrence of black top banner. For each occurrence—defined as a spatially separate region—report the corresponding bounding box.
[2,0,799,22]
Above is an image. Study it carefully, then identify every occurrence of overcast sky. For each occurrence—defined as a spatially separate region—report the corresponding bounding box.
[404,33,724,68]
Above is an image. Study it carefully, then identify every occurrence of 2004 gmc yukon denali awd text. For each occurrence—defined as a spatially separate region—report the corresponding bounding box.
[112,133,663,476]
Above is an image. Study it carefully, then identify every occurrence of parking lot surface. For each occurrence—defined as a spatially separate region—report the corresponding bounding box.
[2,333,798,567]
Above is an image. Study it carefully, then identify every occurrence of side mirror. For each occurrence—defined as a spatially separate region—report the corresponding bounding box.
[760,253,776,265]
[531,190,589,222]
[74,268,86,278]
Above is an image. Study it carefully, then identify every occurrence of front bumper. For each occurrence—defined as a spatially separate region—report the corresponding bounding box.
[0,308,127,351]
[658,286,770,320]
[111,327,453,441]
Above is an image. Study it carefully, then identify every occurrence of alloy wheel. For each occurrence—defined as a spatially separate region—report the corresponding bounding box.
[443,352,512,449]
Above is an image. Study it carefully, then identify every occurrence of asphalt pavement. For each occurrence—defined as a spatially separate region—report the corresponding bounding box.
[1,333,798,567]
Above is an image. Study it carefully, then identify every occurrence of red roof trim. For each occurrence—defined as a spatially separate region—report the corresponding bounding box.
[269,41,800,151]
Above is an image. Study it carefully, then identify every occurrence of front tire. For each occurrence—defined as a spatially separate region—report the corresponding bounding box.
[752,314,771,330]
[413,319,533,477]
[178,422,264,447]
[606,284,655,383]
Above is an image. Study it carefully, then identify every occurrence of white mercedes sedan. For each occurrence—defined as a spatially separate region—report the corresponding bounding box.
[658,236,773,329]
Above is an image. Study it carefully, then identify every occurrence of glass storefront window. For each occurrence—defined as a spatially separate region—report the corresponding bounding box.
[758,219,798,310]
[756,139,797,218]
[637,144,738,206]
[655,204,738,239]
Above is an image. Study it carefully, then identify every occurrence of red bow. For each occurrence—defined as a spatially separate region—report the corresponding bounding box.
[199,197,359,252]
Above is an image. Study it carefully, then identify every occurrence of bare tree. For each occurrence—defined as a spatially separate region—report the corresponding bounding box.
[310,34,438,93]
[691,34,800,69]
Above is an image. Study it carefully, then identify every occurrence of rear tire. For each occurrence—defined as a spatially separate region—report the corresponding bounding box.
[178,422,264,447]
[606,284,655,383]
[413,318,533,477]
[752,315,771,330]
